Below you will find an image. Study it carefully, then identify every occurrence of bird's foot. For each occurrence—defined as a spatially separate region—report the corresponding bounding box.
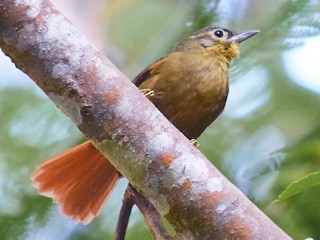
[140,89,155,99]
[190,139,200,148]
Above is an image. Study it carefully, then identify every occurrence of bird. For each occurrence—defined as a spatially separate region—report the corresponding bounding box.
[31,26,259,224]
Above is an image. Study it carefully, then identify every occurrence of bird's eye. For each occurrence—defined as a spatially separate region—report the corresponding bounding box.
[213,30,224,38]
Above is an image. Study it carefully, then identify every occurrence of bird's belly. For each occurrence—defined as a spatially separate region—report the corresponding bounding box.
[153,89,227,139]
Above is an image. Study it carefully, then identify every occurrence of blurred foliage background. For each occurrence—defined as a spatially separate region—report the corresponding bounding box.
[1,0,320,239]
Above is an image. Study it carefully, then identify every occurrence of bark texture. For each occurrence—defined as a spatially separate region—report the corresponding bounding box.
[0,0,291,239]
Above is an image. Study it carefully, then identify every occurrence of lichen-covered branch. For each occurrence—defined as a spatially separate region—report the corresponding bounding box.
[0,0,291,239]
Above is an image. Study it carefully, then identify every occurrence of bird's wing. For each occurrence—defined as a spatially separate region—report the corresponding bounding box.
[132,57,165,87]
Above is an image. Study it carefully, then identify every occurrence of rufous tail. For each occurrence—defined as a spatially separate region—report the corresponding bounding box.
[31,141,120,224]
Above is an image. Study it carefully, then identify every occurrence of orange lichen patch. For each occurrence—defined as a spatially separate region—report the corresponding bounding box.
[52,9,60,15]
[102,87,120,105]
[17,5,29,13]
[157,153,175,168]
[225,215,253,238]
[181,178,191,190]
[198,191,220,207]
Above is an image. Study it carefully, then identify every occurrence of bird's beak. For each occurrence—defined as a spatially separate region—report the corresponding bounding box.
[227,30,260,43]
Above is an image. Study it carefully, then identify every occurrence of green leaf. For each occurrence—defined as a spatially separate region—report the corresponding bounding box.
[277,171,320,201]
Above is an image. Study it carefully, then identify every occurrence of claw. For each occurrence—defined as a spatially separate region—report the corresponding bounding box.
[190,139,200,148]
[140,89,155,99]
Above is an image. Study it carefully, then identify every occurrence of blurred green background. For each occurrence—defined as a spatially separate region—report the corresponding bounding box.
[1,0,320,239]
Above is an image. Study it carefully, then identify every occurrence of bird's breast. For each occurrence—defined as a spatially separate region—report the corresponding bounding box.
[148,52,230,138]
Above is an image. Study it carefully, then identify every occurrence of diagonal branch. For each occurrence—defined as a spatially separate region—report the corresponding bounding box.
[0,0,292,239]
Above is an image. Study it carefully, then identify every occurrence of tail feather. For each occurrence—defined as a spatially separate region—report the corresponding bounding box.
[32,141,120,224]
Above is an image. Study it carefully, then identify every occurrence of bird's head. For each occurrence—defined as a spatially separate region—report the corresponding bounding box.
[175,27,259,61]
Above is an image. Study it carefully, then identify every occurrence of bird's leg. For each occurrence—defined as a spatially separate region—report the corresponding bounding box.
[190,139,200,148]
[140,88,155,99]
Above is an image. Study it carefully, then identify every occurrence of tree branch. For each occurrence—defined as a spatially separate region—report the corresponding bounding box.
[0,0,292,239]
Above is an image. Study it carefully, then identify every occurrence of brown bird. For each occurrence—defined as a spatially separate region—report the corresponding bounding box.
[32,27,259,224]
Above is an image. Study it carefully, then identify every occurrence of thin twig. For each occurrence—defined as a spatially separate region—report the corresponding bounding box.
[115,186,135,240]
[116,185,174,240]
[128,185,174,240]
